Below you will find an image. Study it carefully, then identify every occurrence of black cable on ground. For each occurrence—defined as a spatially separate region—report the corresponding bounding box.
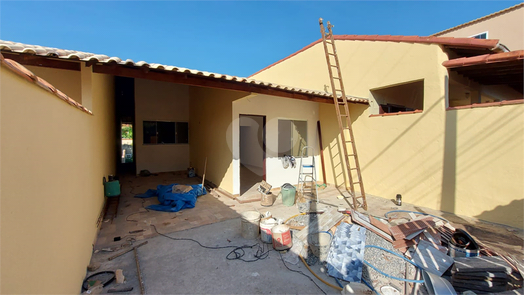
[82,271,116,291]
[151,224,270,262]
[278,251,327,295]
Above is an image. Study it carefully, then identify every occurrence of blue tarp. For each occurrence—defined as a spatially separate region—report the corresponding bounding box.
[135,184,207,212]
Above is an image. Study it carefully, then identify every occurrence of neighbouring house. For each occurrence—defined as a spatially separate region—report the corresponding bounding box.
[0,25,523,295]
[432,3,524,50]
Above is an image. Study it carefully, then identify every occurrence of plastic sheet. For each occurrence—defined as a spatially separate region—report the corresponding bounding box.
[135,184,206,212]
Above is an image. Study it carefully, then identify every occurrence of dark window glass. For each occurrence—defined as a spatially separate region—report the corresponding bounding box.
[143,121,157,144]
[143,121,188,144]
[157,122,176,144]
[176,122,189,144]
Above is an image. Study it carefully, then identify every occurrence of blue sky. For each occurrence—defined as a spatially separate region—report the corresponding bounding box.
[0,1,521,76]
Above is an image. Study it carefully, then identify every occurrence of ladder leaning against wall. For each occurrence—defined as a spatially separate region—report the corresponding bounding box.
[319,18,368,211]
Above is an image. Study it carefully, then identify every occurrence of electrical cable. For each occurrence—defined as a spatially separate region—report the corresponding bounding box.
[363,245,424,284]
[281,252,327,295]
[384,210,449,223]
[150,224,270,263]
[299,255,342,291]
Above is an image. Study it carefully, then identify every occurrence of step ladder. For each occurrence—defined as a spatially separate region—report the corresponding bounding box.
[319,18,367,211]
[297,146,319,204]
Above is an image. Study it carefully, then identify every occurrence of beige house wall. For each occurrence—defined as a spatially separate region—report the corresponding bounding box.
[435,5,524,50]
[232,94,320,195]
[0,67,116,293]
[135,78,190,173]
[188,87,250,193]
[252,40,524,228]
[26,65,83,103]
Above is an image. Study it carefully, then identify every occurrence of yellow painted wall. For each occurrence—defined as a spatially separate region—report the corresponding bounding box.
[435,5,524,51]
[0,67,116,293]
[26,65,82,104]
[135,78,190,173]
[188,87,250,193]
[253,40,524,228]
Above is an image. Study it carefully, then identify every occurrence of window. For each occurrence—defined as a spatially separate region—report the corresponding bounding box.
[143,121,188,144]
[370,80,424,115]
[471,32,488,39]
[278,120,307,157]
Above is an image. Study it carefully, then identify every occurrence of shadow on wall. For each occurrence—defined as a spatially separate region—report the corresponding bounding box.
[475,199,524,229]
[321,103,367,207]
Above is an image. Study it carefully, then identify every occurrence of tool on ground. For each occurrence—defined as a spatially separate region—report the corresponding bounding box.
[82,271,116,292]
[108,287,134,293]
[201,157,207,188]
[134,246,145,295]
[108,241,148,261]
[319,18,367,210]
[297,146,318,203]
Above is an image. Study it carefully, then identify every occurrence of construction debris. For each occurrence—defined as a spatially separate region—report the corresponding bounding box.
[282,207,522,294]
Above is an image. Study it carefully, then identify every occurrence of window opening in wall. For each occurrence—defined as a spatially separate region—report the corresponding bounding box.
[371,80,424,115]
[278,120,307,157]
[470,32,488,39]
[143,121,189,144]
[121,123,134,163]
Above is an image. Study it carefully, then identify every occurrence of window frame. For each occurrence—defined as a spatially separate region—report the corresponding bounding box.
[469,31,488,39]
[142,120,189,145]
[277,119,308,157]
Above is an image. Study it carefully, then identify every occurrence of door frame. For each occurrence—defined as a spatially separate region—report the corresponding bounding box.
[239,114,266,182]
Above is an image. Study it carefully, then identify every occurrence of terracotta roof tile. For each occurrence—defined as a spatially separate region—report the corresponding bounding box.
[249,35,502,77]
[0,53,93,115]
[0,40,367,104]
[442,50,524,68]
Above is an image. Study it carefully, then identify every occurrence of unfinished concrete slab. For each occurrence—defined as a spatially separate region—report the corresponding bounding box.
[87,172,524,293]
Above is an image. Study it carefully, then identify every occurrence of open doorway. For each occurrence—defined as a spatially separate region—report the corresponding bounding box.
[239,115,266,195]
[115,76,136,175]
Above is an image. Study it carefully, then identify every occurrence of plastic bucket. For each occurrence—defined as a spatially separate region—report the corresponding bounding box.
[281,184,296,206]
[240,211,261,239]
[272,224,293,250]
[104,180,120,197]
[260,218,278,244]
[308,231,333,261]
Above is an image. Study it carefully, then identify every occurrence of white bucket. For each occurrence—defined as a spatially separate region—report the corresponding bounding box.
[260,218,278,244]
[240,211,261,239]
[308,232,332,262]
[272,224,292,250]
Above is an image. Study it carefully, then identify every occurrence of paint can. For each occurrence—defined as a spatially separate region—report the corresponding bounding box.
[260,193,273,207]
[308,231,333,262]
[271,224,292,250]
[240,211,261,239]
[260,217,278,244]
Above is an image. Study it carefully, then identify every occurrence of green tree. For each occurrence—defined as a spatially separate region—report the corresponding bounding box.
[122,125,133,139]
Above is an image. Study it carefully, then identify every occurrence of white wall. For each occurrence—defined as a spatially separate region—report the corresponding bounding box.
[135,78,190,173]
[239,115,264,168]
[232,94,320,194]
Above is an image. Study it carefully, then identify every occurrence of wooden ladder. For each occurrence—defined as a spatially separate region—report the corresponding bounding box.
[319,18,367,211]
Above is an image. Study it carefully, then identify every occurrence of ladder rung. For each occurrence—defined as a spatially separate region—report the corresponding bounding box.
[302,165,314,168]
[328,53,336,56]
[353,182,360,184]
[330,65,338,67]
[333,77,341,79]
[350,168,358,170]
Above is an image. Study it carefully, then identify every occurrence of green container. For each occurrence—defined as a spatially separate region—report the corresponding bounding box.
[281,183,296,206]
[104,180,120,197]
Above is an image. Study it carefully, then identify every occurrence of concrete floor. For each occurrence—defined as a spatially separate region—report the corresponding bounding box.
[86,172,524,294]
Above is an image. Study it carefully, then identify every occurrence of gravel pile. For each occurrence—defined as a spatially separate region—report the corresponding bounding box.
[363,230,428,294]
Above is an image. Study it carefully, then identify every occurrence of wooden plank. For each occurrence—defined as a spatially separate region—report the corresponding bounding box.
[2,53,81,71]
[295,207,344,242]
[92,64,343,104]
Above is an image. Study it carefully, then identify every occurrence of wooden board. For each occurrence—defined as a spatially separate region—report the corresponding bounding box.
[295,207,344,242]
